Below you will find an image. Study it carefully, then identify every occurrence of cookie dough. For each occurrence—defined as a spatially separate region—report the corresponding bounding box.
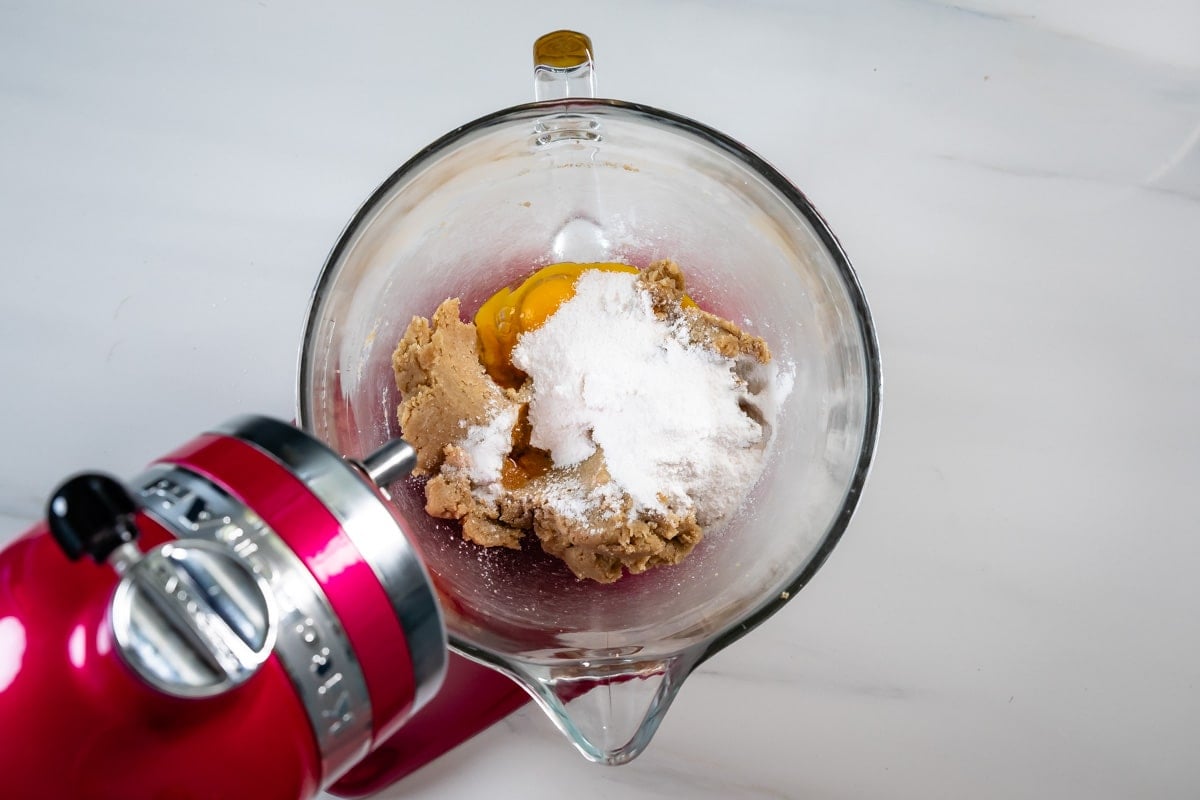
[393,260,771,583]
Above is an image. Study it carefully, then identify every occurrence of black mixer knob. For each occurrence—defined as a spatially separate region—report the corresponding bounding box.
[47,472,140,563]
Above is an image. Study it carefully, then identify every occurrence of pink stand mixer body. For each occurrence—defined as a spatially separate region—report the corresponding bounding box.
[0,416,526,800]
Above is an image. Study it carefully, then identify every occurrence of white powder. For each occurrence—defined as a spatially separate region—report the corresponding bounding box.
[511,270,779,525]
[539,480,590,521]
[541,475,626,522]
[460,404,518,490]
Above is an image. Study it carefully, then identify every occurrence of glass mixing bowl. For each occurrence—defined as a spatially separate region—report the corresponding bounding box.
[297,32,880,765]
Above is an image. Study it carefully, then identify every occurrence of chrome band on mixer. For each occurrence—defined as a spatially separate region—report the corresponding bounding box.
[109,537,278,698]
[134,464,373,785]
[212,415,447,712]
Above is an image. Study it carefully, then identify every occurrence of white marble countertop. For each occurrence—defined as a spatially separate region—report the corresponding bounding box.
[3,1,1199,798]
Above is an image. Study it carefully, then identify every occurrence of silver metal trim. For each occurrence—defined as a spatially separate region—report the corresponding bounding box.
[135,465,373,786]
[109,539,277,698]
[359,439,418,488]
[211,415,447,713]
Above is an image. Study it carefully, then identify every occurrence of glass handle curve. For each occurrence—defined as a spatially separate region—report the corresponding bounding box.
[533,30,596,101]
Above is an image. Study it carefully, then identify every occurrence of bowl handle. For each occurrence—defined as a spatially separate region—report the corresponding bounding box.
[533,30,596,101]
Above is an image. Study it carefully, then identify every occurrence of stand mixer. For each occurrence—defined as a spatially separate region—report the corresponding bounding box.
[0,30,880,800]
[0,417,466,799]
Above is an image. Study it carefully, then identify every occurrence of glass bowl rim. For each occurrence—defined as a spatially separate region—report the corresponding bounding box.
[294,96,883,666]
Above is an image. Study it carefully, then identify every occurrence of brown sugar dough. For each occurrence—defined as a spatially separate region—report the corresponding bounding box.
[392,298,514,476]
[640,259,770,364]
[393,260,767,583]
[525,453,702,583]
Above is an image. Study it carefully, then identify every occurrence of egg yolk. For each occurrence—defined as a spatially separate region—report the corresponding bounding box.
[500,403,553,489]
[475,262,639,389]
